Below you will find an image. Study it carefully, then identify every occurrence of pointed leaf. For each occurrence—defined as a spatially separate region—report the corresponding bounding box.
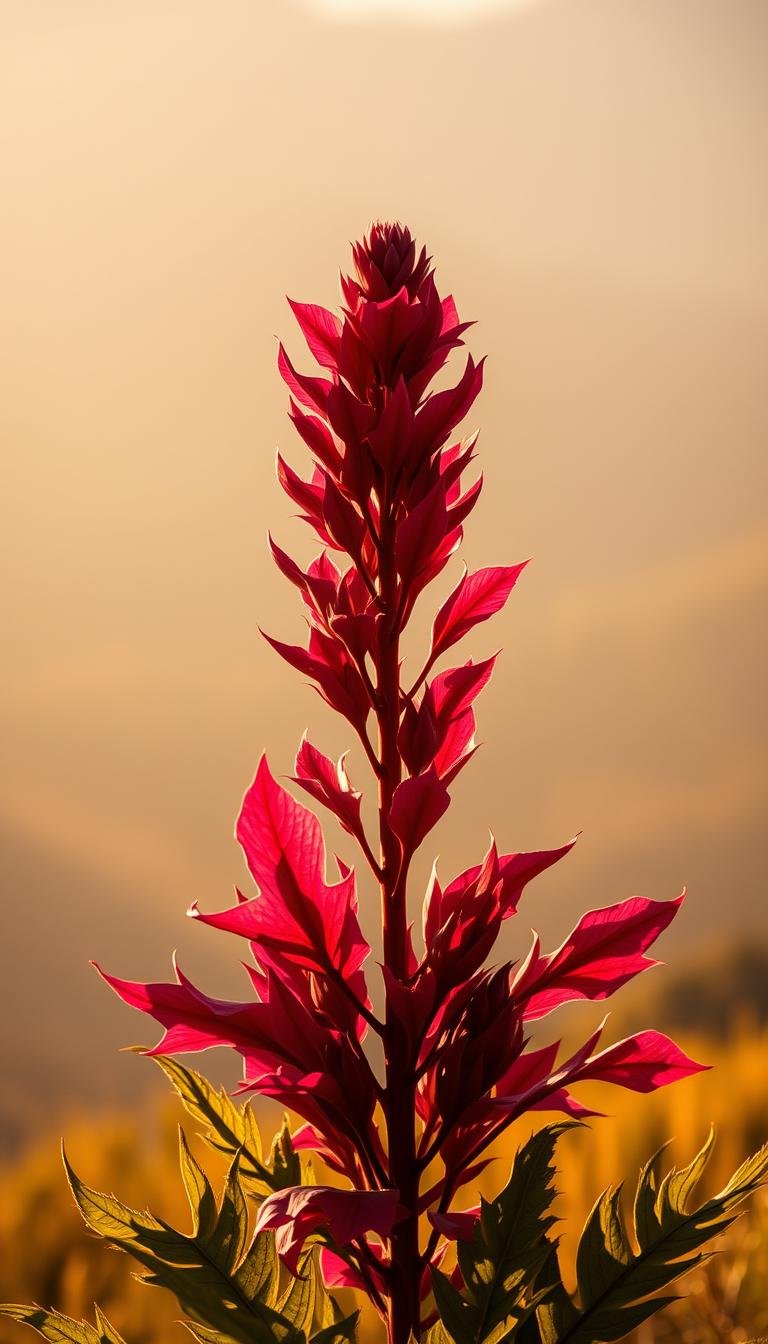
[288,300,342,370]
[310,1312,359,1344]
[151,1056,275,1197]
[178,1127,218,1239]
[0,1307,127,1344]
[389,768,450,861]
[277,1252,317,1335]
[537,1132,768,1343]
[62,1147,303,1344]
[434,1126,572,1344]
[431,563,528,661]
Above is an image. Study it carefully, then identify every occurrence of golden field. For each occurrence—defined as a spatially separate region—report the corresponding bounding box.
[0,1025,766,1344]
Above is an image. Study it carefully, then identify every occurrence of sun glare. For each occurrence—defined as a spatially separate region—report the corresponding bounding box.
[298,0,539,26]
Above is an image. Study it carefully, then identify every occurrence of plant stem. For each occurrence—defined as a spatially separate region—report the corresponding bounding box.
[376,509,421,1344]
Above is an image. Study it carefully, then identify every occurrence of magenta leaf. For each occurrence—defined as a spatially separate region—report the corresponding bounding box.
[576,1029,708,1093]
[197,755,370,983]
[94,958,271,1058]
[430,561,529,661]
[412,354,485,457]
[288,400,342,474]
[277,341,332,418]
[389,768,451,863]
[288,298,343,370]
[293,737,362,826]
[255,1185,402,1273]
[514,892,685,1019]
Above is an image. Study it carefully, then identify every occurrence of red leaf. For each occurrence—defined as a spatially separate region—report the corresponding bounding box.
[288,400,342,475]
[428,1206,480,1242]
[389,768,450,862]
[276,455,333,542]
[268,535,306,591]
[430,838,575,946]
[429,655,497,722]
[277,342,332,417]
[288,299,342,370]
[255,1185,401,1274]
[367,376,415,474]
[293,736,365,841]
[93,958,270,1059]
[576,1030,707,1093]
[430,561,529,660]
[516,893,685,1019]
[432,708,476,781]
[413,354,484,458]
[193,756,369,983]
[396,478,450,587]
[322,476,366,556]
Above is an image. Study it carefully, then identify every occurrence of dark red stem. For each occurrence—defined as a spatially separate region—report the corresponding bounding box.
[376,507,421,1344]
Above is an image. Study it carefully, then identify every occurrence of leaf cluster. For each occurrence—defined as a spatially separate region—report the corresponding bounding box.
[431,1125,573,1344]
[433,1124,768,1344]
[3,1060,767,1344]
[0,1058,353,1344]
[150,1055,302,1196]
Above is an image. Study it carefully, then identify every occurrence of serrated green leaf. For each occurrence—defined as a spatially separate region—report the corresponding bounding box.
[62,1145,303,1344]
[277,1253,317,1336]
[536,1130,768,1344]
[309,1257,355,1344]
[235,1230,279,1308]
[0,1305,127,1344]
[422,1324,452,1344]
[182,1324,238,1344]
[212,1152,249,1274]
[178,1127,218,1240]
[269,1114,303,1189]
[92,1309,125,1344]
[151,1056,275,1197]
[432,1266,474,1344]
[62,1144,169,1243]
[575,1187,630,1304]
[309,1310,359,1344]
[315,1280,339,1334]
[664,1124,714,1213]
[630,1145,666,1249]
[438,1124,573,1344]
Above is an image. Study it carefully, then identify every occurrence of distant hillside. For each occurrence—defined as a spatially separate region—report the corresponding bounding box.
[614,937,768,1038]
[0,819,237,1158]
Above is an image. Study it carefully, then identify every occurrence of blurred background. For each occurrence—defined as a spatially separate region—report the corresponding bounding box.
[1,0,767,1339]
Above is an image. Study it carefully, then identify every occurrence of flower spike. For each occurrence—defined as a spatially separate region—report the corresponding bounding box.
[95,224,711,1344]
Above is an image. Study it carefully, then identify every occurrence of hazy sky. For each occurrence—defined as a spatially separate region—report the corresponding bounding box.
[298,0,540,22]
[1,0,767,1145]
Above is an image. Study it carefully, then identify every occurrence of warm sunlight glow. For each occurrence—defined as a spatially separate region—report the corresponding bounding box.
[298,0,542,25]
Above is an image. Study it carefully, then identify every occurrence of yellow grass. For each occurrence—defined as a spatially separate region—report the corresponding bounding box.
[0,1026,766,1344]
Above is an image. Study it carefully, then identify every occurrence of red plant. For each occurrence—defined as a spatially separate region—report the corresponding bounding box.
[97,223,704,1344]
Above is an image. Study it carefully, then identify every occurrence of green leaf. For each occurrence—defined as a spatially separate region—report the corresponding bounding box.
[214,1151,250,1274]
[178,1126,218,1240]
[152,1055,275,1197]
[536,1128,768,1344]
[435,1124,574,1344]
[235,1230,279,1308]
[0,1306,127,1344]
[308,1257,358,1344]
[422,1324,452,1344]
[153,1057,304,1199]
[277,1253,317,1337]
[432,1266,475,1344]
[269,1114,303,1189]
[183,1326,238,1344]
[62,1140,303,1344]
[309,1311,360,1344]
